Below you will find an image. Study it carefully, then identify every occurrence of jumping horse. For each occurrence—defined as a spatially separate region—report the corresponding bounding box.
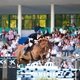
[15,38,52,65]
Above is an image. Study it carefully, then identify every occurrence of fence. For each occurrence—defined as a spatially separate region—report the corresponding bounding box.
[17,61,80,80]
[0,57,17,80]
[0,57,80,80]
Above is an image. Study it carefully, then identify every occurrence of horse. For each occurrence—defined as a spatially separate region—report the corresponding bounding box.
[40,40,53,64]
[15,38,52,65]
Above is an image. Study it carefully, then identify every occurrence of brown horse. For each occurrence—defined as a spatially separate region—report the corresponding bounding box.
[15,38,52,65]
[40,40,53,64]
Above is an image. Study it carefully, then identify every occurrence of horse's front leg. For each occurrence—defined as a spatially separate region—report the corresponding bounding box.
[16,51,23,64]
[40,53,45,65]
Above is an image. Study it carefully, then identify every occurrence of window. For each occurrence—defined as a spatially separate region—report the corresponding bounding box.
[22,15,32,30]
[55,14,71,28]
[62,14,70,27]
[10,20,16,28]
[22,14,48,30]
[75,14,80,27]
[10,15,17,29]
[39,15,47,27]
[0,14,49,30]
[55,14,62,28]
[24,20,32,29]
[40,20,46,27]
[2,15,9,28]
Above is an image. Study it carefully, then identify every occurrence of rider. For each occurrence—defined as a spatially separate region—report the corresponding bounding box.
[23,38,34,55]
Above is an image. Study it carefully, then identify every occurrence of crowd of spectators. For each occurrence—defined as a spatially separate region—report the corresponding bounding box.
[0,24,80,69]
[0,28,19,57]
[48,27,80,69]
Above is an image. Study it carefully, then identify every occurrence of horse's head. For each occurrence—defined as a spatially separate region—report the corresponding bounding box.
[38,38,53,65]
[38,38,48,49]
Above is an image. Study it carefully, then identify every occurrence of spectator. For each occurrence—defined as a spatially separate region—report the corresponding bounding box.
[34,24,41,33]
[60,60,69,69]
[8,29,14,41]
[2,28,6,39]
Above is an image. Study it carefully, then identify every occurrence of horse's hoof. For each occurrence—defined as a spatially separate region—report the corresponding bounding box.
[17,58,22,64]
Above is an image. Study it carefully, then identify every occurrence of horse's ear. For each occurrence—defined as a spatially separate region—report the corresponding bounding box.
[38,38,48,43]
[38,38,42,42]
[42,38,48,42]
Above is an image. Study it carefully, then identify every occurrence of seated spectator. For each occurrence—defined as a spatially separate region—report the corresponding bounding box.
[60,60,69,69]
[1,44,8,57]
[67,61,74,69]
[11,39,18,51]
[8,29,14,41]
[73,43,80,55]
[2,28,6,39]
